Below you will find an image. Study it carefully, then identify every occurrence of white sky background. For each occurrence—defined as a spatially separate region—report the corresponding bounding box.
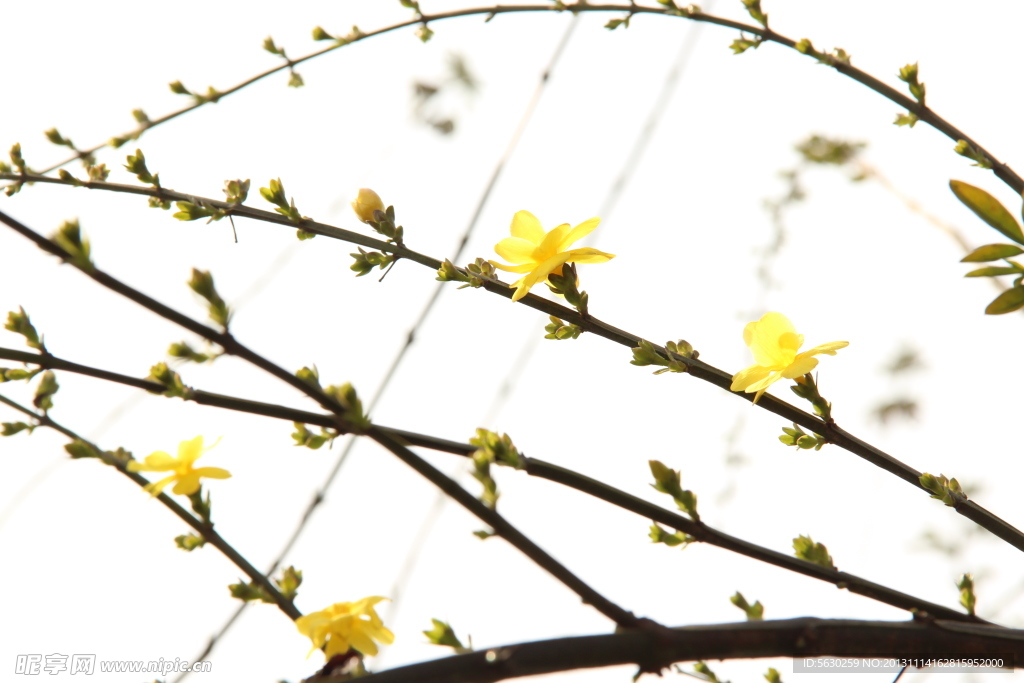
[1,1,1023,682]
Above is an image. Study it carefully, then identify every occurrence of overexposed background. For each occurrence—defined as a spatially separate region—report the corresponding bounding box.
[1,1,1023,681]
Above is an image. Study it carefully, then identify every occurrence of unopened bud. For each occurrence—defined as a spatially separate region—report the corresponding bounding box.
[351,188,385,224]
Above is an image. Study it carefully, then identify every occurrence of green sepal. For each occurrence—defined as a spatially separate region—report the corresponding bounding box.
[291,422,335,450]
[2,421,34,437]
[1,367,43,382]
[954,140,993,169]
[5,306,45,351]
[168,341,214,364]
[730,35,762,54]
[295,365,321,388]
[415,25,434,43]
[147,362,193,399]
[64,439,100,459]
[649,460,699,521]
[793,534,836,570]
[51,220,94,271]
[312,26,335,41]
[222,179,250,204]
[351,247,394,276]
[648,523,695,548]
[741,0,767,26]
[275,565,303,600]
[920,472,966,506]
[469,428,523,469]
[894,112,919,128]
[956,573,976,616]
[124,148,160,187]
[324,382,371,431]
[544,315,582,340]
[693,661,727,683]
[188,268,231,328]
[173,201,225,223]
[897,62,926,104]
[423,619,472,653]
[175,533,206,551]
[730,591,764,621]
[33,370,59,412]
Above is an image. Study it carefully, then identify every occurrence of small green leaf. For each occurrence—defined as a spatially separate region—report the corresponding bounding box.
[949,180,1024,245]
[985,286,1024,315]
[964,266,1021,277]
[961,244,1024,262]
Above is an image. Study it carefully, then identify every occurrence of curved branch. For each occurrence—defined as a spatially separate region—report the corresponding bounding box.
[21,4,1019,195]
[0,208,641,630]
[0,346,982,623]
[0,392,300,621]
[323,618,1022,683]
[4,177,1020,553]
[0,345,477,454]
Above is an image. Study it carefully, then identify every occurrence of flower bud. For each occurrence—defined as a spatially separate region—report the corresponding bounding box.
[351,188,384,223]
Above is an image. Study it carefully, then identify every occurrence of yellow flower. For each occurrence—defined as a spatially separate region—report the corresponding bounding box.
[126,435,231,496]
[730,312,848,404]
[490,210,615,302]
[296,597,395,659]
[351,188,384,224]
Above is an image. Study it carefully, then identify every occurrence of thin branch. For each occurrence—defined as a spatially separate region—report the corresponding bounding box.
[0,345,991,623]
[16,4,1019,196]
[0,392,300,621]
[368,427,643,628]
[525,458,977,623]
[323,618,1023,683]
[4,179,1021,553]
[0,208,639,630]
[0,346,472,454]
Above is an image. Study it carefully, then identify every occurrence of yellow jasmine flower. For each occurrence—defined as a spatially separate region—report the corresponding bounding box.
[490,210,615,302]
[351,188,385,224]
[126,435,231,496]
[730,312,848,404]
[296,597,395,659]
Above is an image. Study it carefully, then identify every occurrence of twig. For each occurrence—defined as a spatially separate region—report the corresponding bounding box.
[0,392,300,621]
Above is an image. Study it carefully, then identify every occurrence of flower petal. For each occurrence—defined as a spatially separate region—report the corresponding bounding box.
[536,223,572,258]
[744,312,799,367]
[564,247,616,264]
[490,260,537,274]
[494,236,540,264]
[781,355,819,379]
[172,472,203,496]
[558,217,601,251]
[742,370,784,394]
[516,252,574,298]
[802,341,849,357]
[144,474,178,497]
[177,435,206,464]
[509,210,545,244]
[133,450,177,472]
[730,364,773,392]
